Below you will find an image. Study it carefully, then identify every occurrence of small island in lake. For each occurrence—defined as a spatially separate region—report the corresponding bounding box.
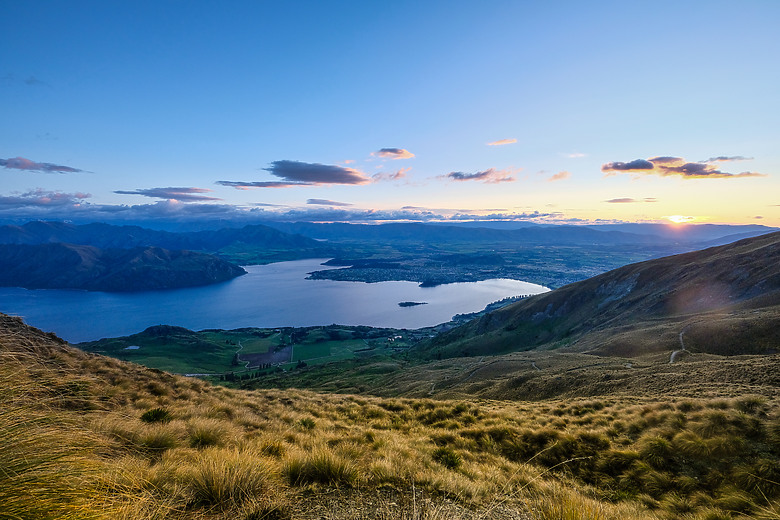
[398,301,427,307]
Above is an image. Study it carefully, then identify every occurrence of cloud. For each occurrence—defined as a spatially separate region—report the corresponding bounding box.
[703,156,753,163]
[547,171,571,182]
[601,159,655,172]
[0,189,91,207]
[605,197,658,204]
[216,180,306,189]
[372,167,411,182]
[24,76,49,87]
[646,156,682,165]
[565,152,587,158]
[602,156,766,179]
[114,187,221,202]
[373,148,415,159]
[0,74,49,87]
[220,160,371,189]
[486,138,517,146]
[444,168,517,183]
[0,194,605,227]
[306,199,353,207]
[267,160,371,184]
[1,156,84,173]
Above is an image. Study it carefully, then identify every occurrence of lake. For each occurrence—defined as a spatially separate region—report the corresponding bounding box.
[0,259,549,342]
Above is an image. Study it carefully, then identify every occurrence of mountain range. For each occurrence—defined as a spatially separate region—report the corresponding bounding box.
[0,220,326,253]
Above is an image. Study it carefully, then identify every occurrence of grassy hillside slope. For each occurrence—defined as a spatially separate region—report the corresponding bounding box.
[2,313,780,519]
[422,231,780,359]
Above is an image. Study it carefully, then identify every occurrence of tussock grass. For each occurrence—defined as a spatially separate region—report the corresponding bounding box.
[284,449,358,487]
[0,354,100,519]
[186,447,275,508]
[2,314,779,519]
[139,407,172,423]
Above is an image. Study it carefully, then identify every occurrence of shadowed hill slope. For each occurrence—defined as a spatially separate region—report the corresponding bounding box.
[0,242,246,291]
[0,220,332,263]
[422,231,780,359]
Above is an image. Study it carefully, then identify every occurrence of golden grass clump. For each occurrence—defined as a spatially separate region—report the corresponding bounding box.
[283,448,358,487]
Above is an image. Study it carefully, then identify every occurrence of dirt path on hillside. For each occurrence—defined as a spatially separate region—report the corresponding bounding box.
[669,324,692,363]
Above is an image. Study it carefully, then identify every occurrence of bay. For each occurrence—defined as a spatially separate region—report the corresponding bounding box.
[0,259,549,343]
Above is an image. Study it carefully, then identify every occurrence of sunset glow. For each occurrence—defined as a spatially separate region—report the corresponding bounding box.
[665,215,697,225]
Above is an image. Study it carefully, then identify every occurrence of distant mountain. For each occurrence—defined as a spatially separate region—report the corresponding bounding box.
[0,243,246,291]
[422,231,780,359]
[584,223,776,243]
[263,221,680,246]
[262,221,777,245]
[0,221,328,257]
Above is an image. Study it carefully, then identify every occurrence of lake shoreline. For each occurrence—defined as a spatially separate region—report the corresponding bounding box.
[0,258,548,343]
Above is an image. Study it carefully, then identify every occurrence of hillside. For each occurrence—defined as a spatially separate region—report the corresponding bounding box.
[0,243,246,291]
[422,231,780,359]
[3,313,780,519]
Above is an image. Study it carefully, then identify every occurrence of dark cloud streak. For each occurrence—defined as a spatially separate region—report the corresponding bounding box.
[703,156,753,163]
[219,160,372,189]
[602,156,766,179]
[265,160,370,184]
[1,156,84,173]
[445,168,516,183]
[114,187,221,202]
[216,180,309,189]
[374,148,415,159]
[0,189,91,207]
[307,199,353,206]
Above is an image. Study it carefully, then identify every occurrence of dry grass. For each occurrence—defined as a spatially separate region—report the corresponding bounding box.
[1,314,778,519]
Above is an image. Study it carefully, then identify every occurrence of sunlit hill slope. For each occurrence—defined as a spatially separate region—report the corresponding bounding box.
[423,231,780,360]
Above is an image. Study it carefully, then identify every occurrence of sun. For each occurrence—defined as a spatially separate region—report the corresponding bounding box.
[665,215,695,225]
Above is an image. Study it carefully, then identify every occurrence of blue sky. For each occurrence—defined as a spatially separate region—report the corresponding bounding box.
[2,1,779,226]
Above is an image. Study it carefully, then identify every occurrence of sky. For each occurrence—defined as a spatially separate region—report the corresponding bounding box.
[2,0,779,227]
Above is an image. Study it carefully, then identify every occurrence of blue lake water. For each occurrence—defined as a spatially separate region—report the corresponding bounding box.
[0,259,549,343]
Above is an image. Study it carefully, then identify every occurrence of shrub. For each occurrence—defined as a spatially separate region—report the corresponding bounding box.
[140,407,172,423]
[432,447,462,470]
[297,417,316,431]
